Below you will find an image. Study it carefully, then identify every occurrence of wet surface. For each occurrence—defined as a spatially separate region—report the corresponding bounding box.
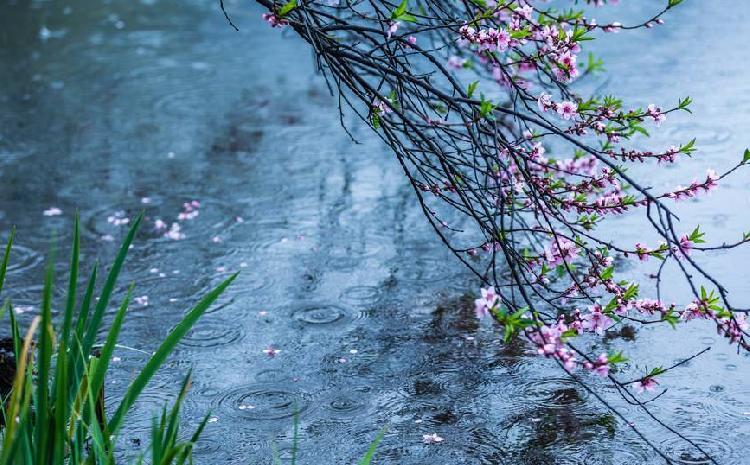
[2,0,750,463]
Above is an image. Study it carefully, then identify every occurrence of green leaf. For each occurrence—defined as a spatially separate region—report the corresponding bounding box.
[467,81,479,99]
[278,0,297,17]
[689,225,705,244]
[510,29,531,39]
[607,351,628,364]
[680,138,696,155]
[743,148,750,164]
[648,366,666,377]
[399,12,417,23]
[479,95,496,120]
[391,0,408,19]
[678,96,692,113]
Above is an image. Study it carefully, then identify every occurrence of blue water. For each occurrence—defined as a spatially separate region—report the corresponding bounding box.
[1,0,749,463]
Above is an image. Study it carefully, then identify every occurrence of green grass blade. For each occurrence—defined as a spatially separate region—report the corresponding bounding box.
[74,264,98,345]
[8,304,21,372]
[34,251,56,465]
[163,372,192,454]
[81,213,142,360]
[69,264,98,401]
[357,427,387,465]
[187,411,210,446]
[0,227,15,295]
[1,317,40,465]
[107,273,237,434]
[88,285,133,433]
[176,411,211,465]
[52,335,69,465]
[62,213,80,346]
[0,300,8,329]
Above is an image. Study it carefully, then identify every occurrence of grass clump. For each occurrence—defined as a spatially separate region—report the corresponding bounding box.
[0,214,236,464]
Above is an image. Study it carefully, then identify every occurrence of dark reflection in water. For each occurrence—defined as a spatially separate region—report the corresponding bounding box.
[2,0,750,463]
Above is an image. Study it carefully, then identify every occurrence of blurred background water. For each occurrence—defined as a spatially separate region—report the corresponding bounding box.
[1,0,750,463]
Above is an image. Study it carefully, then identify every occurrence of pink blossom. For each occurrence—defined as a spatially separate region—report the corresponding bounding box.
[447,56,467,70]
[262,12,288,28]
[558,51,577,69]
[603,22,622,33]
[537,93,552,113]
[516,4,533,20]
[556,101,577,120]
[705,169,719,192]
[262,345,280,357]
[164,222,185,240]
[646,104,666,126]
[544,237,579,267]
[495,29,511,51]
[634,243,651,261]
[585,353,610,377]
[422,433,444,444]
[474,286,499,319]
[387,21,399,39]
[678,234,693,255]
[633,377,658,393]
[680,302,703,321]
[581,304,613,335]
[373,98,392,114]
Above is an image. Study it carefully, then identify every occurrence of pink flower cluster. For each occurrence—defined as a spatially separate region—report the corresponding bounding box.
[525,316,610,377]
[458,24,511,53]
[373,98,393,114]
[646,104,667,126]
[665,169,720,201]
[262,12,288,28]
[178,200,201,220]
[544,237,579,267]
[580,304,614,335]
[537,93,578,121]
[154,199,202,241]
[717,313,749,345]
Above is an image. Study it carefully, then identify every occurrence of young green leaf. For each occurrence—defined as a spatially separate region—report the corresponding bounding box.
[467,81,479,99]
[278,0,297,17]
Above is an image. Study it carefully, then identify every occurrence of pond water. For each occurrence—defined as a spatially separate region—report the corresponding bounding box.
[1,0,750,463]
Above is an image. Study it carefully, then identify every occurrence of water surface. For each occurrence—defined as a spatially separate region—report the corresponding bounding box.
[1,1,750,463]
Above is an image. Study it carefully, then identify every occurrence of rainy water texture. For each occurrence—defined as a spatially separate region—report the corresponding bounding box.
[1,0,750,464]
